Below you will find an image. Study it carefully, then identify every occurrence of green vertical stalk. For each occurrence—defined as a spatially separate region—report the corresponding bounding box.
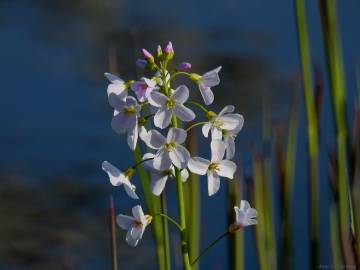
[185,129,200,269]
[161,193,171,270]
[318,0,354,265]
[228,172,244,270]
[109,196,118,270]
[330,205,343,266]
[133,147,166,270]
[172,116,192,270]
[294,0,320,268]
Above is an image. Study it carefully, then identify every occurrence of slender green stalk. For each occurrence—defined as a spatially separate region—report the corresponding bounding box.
[186,122,207,132]
[191,232,230,266]
[294,0,320,267]
[185,129,200,270]
[161,193,171,270]
[109,196,118,270]
[156,213,182,232]
[186,101,209,113]
[318,0,354,265]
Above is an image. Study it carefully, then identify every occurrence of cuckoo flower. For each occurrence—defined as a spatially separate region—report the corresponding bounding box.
[131,77,157,102]
[104,72,128,100]
[142,153,189,196]
[141,127,190,170]
[148,85,195,129]
[190,66,222,105]
[229,200,258,232]
[117,205,152,247]
[188,140,236,196]
[178,62,191,71]
[102,161,138,199]
[202,105,244,142]
[109,95,140,150]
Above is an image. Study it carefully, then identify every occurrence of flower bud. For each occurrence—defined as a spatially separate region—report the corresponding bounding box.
[145,215,153,225]
[189,73,201,83]
[178,62,192,71]
[165,41,174,60]
[206,111,217,120]
[136,59,147,69]
[157,45,163,58]
[142,48,155,65]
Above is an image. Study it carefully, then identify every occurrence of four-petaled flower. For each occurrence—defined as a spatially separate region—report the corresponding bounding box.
[131,77,157,102]
[109,95,140,150]
[102,161,138,199]
[190,66,222,105]
[202,105,244,142]
[104,72,128,100]
[142,128,190,170]
[188,140,237,196]
[142,153,189,196]
[117,205,152,247]
[148,85,195,129]
[231,200,258,231]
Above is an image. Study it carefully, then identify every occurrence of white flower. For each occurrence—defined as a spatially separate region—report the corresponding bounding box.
[101,161,138,199]
[104,72,127,100]
[109,95,140,150]
[131,77,157,102]
[202,105,244,142]
[148,85,195,129]
[142,153,189,196]
[190,66,221,105]
[141,127,190,170]
[223,120,244,159]
[234,200,258,227]
[116,205,152,247]
[188,140,236,196]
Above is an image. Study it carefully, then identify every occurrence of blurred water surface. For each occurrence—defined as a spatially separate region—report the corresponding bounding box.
[0,0,359,269]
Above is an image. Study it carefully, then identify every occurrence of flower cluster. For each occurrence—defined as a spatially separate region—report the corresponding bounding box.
[102,42,257,248]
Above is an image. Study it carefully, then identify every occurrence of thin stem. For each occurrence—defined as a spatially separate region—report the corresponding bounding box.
[186,101,208,113]
[170,71,190,82]
[131,157,153,169]
[109,196,118,270]
[186,122,208,132]
[160,193,171,270]
[156,213,182,232]
[191,231,230,266]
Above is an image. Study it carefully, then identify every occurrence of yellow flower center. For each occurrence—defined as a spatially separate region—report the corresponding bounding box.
[162,169,173,177]
[208,163,219,172]
[124,106,137,115]
[165,98,176,109]
[164,142,176,151]
[145,215,152,225]
[124,168,135,178]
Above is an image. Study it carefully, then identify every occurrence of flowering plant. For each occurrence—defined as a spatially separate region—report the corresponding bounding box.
[102,42,257,269]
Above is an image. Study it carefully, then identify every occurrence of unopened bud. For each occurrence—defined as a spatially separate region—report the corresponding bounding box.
[206,111,217,120]
[145,215,153,225]
[165,41,174,60]
[178,62,191,71]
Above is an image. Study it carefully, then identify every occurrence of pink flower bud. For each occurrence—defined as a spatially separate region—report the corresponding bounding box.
[165,42,174,54]
[178,62,192,71]
[142,48,153,60]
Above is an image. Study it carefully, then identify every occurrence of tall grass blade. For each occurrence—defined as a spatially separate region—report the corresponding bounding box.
[109,196,118,270]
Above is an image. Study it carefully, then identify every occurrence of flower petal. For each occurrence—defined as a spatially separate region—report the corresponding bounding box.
[108,93,125,110]
[188,157,210,175]
[107,84,127,100]
[211,127,223,140]
[225,136,236,160]
[180,169,189,182]
[174,104,195,122]
[167,128,187,144]
[126,226,144,247]
[218,160,237,179]
[169,145,190,169]
[202,122,212,138]
[218,105,235,117]
[154,108,173,129]
[172,85,189,104]
[144,129,166,149]
[220,114,243,131]
[102,161,123,186]
[199,84,214,105]
[132,205,146,224]
[142,153,155,170]
[148,91,168,107]
[202,66,222,86]
[234,206,246,226]
[240,200,251,211]
[150,173,168,196]
[207,172,220,196]
[127,122,138,150]
[211,140,226,162]
[111,113,135,134]
[123,181,139,199]
[104,72,124,84]
[153,149,172,170]
[116,214,135,230]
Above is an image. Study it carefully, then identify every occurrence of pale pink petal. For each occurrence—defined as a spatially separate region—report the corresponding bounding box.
[172,85,189,104]
[210,140,226,162]
[188,157,210,175]
[207,172,220,196]
[218,160,237,179]
[169,145,190,169]
[167,128,187,144]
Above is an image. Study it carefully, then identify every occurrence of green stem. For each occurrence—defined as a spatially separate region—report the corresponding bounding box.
[132,157,154,169]
[186,101,208,113]
[170,71,190,82]
[156,213,182,232]
[186,122,208,132]
[109,196,118,270]
[191,231,230,266]
[160,193,171,270]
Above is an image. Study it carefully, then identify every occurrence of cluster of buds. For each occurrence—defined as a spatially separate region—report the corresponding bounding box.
[102,42,257,247]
